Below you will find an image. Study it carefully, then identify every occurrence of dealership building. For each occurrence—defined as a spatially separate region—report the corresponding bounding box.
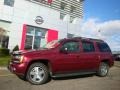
[0,0,84,50]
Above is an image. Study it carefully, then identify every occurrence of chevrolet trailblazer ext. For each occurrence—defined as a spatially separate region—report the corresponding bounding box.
[8,37,114,85]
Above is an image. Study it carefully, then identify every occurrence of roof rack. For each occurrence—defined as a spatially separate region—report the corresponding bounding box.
[72,37,104,42]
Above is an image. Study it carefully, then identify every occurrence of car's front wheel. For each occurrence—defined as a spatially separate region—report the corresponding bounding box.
[26,63,49,85]
[97,62,109,77]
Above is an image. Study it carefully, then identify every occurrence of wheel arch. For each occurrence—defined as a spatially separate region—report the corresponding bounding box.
[25,59,52,78]
[101,59,110,66]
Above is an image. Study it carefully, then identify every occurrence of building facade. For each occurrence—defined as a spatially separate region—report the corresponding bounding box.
[0,0,84,50]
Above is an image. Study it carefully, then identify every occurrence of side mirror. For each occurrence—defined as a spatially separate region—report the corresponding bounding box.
[60,48,68,54]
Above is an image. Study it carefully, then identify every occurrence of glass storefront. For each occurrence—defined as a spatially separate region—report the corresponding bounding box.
[25,26,47,50]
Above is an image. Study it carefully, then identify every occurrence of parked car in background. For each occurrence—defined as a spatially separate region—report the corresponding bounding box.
[114,54,120,61]
[8,37,114,85]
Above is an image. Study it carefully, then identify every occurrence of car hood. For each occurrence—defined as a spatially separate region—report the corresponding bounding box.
[12,48,52,55]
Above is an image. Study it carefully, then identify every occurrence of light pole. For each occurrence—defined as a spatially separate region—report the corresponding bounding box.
[98,29,101,39]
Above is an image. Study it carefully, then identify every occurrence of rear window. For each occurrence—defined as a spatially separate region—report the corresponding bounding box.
[97,42,111,52]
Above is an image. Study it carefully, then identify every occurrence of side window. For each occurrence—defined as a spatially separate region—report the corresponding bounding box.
[61,41,80,53]
[82,41,95,52]
[4,0,14,7]
[97,42,111,52]
[60,2,67,10]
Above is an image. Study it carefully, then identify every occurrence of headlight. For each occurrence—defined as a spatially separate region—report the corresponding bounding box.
[20,56,24,63]
[13,55,24,63]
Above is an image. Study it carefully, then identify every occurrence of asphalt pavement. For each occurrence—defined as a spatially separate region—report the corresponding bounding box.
[0,61,120,90]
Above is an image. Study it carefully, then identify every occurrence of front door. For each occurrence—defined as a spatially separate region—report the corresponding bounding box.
[54,40,82,73]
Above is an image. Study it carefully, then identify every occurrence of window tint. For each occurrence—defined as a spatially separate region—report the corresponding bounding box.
[82,41,95,52]
[4,0,14,7]
[97,42,111,52]
[61,41,80,53]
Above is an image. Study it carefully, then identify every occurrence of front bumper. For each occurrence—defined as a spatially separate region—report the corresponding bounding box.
[8,61,28,76]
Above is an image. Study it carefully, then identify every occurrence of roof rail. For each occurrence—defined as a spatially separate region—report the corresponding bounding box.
[73,37,104,42]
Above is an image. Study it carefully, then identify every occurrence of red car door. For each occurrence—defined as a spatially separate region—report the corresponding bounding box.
[78,41,99,71]
[53,40,82,73]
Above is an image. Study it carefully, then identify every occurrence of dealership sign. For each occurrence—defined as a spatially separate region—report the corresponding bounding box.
[35,16,44,25]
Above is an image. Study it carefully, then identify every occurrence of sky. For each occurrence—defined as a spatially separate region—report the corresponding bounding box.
[80,0,120,51]
[84,0,120,21]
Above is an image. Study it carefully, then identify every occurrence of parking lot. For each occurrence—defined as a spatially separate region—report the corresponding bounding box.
[0,63,120,90]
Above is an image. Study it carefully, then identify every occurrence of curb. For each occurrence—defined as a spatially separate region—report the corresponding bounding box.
[0,67,8,70]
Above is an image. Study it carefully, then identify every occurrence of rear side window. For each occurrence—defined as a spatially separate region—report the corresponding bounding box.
[82,41,95,52]
[97,42,111,52]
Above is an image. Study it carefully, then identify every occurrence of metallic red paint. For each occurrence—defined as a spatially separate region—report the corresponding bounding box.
[8,38,114,78]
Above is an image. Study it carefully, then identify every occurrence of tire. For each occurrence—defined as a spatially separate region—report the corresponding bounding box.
[26,63,49,85]
[97,62,109,77]
[17,75,26,81]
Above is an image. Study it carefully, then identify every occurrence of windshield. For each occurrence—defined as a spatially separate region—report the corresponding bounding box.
[43,40,60,49]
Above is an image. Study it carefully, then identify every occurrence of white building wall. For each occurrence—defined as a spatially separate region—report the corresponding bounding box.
[0,0,82,50]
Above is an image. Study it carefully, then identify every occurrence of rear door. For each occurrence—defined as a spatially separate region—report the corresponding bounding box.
[79,41,99,71]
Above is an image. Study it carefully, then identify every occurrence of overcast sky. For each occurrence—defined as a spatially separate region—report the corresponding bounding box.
[81,0,120,51]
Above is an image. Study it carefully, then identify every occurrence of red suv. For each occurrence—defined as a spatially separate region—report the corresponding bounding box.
[8,37,114,85]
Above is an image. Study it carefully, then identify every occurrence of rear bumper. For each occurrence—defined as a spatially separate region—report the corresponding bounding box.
[8,61,28,76]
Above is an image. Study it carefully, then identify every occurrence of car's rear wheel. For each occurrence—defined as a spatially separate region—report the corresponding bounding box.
[26,63,49,85]
[97,62,109,77]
